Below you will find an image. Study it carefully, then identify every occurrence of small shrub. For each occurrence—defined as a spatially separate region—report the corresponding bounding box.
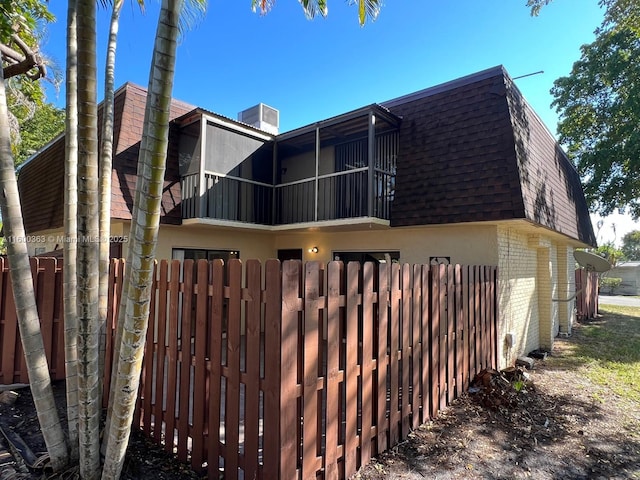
[600,277,622,294]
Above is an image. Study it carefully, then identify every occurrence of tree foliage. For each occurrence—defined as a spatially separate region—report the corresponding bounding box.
[596,242,625,266]
[12,102,64,165]
[0,0,51,80]
[547,0,640,218]
[251,0,381,24]
[621,229,640,260]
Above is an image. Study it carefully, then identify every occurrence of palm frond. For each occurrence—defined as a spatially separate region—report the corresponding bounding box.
[251,0,276,14]
[348,0,380,25]
[178,0,207,35]
[298,0,328,19]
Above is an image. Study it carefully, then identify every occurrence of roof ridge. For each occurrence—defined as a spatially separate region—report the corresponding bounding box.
[382,65,507,108]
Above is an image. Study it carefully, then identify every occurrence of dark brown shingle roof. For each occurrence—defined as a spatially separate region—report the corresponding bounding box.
[18,83,195,233]
[385,66,596,246]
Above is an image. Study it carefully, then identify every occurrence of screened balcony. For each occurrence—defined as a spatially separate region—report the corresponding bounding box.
[179,105,401,227]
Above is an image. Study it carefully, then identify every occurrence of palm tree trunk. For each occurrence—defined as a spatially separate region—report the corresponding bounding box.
[76,0,101,478]
[64,0,80,463]
[101,0,183,476]
[0,63,68,473]
[98,0,122,412]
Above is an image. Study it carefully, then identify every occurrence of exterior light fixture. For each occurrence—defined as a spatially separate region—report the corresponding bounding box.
[308,246,319,253]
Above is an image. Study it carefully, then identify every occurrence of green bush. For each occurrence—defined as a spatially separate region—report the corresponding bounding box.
[601,277,622,294]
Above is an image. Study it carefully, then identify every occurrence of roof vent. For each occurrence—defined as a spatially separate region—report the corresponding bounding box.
[238,103,279,135]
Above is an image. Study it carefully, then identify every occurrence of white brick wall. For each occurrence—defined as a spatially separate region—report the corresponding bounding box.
[556,245,576,335]
[497,227,539,367]
[497,227,578,367]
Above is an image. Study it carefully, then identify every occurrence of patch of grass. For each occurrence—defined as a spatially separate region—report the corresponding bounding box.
[558,305,640,403]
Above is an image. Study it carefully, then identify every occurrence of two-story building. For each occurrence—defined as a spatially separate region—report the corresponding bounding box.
[17,65,596,367]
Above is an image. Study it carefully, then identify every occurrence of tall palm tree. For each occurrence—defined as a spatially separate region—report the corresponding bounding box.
[64,0,80,463]
[98,0,124,416]
[76,0,101,477]
[101,0,184,476]
[0,65,69,473]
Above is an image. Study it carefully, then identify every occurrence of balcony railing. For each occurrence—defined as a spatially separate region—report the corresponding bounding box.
[181,166,394,226]
[182,173,273,224]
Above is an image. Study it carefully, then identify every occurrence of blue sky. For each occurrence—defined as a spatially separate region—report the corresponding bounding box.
[39,0,639,245]
[42,0,605,133]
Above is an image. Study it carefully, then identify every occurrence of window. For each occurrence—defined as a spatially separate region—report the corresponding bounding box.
[278,249,303,261]
[333,251,400,264]
[172,248,240,262]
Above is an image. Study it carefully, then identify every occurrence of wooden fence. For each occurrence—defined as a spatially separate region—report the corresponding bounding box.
[0,257,66,384]
[0,257,498,479]
[575,269,599,320]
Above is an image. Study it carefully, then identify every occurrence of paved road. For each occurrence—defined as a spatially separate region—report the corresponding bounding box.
[599,295,640,307]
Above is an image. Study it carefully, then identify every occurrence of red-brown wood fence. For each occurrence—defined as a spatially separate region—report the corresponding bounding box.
[0,257,498,479]
[575,269,599,320]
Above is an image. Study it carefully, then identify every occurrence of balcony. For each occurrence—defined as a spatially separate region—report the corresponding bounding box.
[179,104,401,228]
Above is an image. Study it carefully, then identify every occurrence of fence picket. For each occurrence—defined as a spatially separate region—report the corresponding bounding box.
[3,262,18,383]
[39,258,56,374]
[243,260,262,478]
[361,262,375,466]
[438,265,447,412]
[429,265,440,419]
[447,264,455,405]
[176,260,194,462]
[388,263,401,446]
[411,265,421,429]
[376,262,389,454]
[401,264,411,435]
[455,264,463,399]
[164,260,181,455]
[345,261,360,477]
[474,266,482,374]
[139,260,157,433]
[280,260,300,480]
[303,261,322,479]
[207,259,224,478]
[420,266,430,422]
[225,259,242,479]
[461,266,470,392]
[191,259,208,471]
[153,260,169,444]
[325,261,342,479]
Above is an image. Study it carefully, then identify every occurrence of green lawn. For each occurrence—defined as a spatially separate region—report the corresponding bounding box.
[556,305,640,403]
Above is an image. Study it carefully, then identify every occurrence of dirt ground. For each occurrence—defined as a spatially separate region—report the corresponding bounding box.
[1,316,639,479]
[355,322,640,480]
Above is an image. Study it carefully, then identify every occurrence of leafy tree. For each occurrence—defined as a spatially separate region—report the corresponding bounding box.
[534,0,640,218]
[1,1,61,163]
[0,0,51,80]
[621,229,640,260]
[12,102,64,165]
[596,242,625,266]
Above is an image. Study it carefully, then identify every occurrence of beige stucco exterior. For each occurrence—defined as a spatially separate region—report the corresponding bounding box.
[27,217,586,369]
